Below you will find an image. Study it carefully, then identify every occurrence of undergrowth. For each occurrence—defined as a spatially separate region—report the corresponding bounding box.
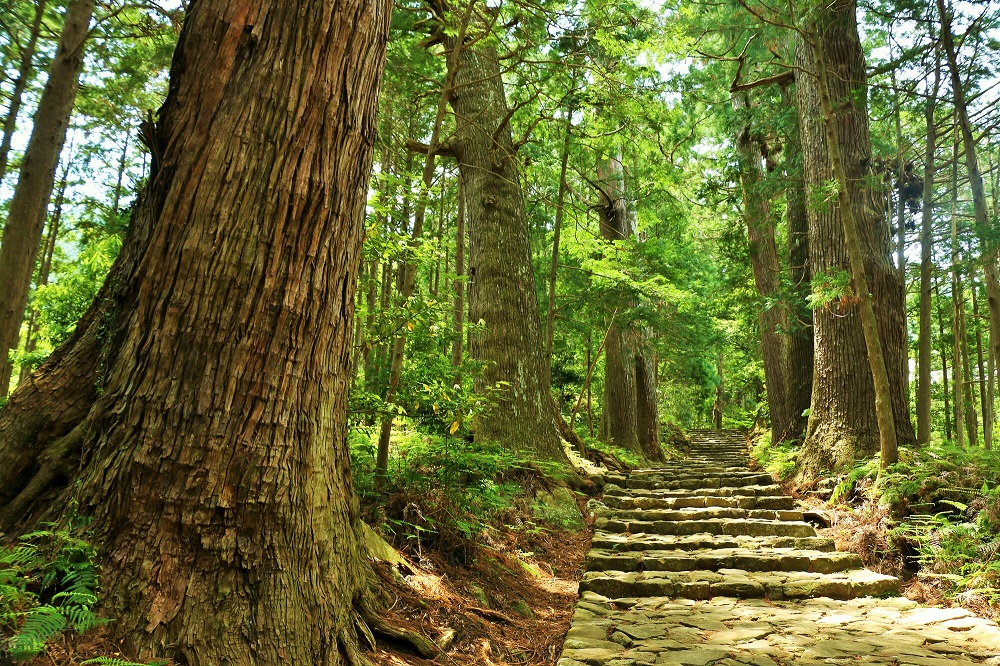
[350,425,545,561]
[750,432,798,481]
[0,515,165,665]
[0,516,106,662]
[817,441,1000,607]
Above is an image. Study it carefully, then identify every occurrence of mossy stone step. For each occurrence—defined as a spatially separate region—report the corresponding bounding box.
[625,475,775,490]
[624,471,774,482]
[595,516,818,538]
[579,567,899,600]
[585,547,863,574]
[590,531,837,552]
[598,507,805,522]
[604,484,787,498]
[603,494,796,511]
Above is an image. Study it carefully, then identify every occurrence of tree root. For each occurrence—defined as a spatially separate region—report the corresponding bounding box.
[357,599,442,658]
[0,421,85,530]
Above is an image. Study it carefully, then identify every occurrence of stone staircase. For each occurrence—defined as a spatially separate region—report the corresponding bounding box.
[559,428,1000,666]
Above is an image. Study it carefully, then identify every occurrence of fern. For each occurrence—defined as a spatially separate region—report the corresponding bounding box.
[9,605,67,660]
[82,658,169,666]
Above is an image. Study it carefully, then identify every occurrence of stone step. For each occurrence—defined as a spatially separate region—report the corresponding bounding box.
[604,484,787,498]
[590,531,837,553]
[603,493,796,511]
[579,567,899,601]
[624,470,770,481]
[623,475,776,490]
[595,516,818,538]
[585,547,863,574]
[598,507,805,523]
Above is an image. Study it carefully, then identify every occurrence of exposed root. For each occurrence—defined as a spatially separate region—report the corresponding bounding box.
[357,598,441,658]
[339,624,376,666]
[0,421,85,530]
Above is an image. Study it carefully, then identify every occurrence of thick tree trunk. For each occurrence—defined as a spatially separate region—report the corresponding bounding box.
[733,94,791,444]
[782,84,813,443]
[917,55,940,445]
[596,156,641,456]
[938,0,1000,424]
[448,41,566,461]
[0,2,392,663]
[0,0,48,183]
[0,0,95,396]
[795,1,913,475]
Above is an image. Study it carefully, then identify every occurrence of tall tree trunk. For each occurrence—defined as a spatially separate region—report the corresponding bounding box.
[0,0,48,184]
[18,155,71,385]
[938,0,1000,419]
[935,274,953,440]
[733,94,791,444]
[782,84,813,443]
[794,1,912,475]
[448,39,566,461]
[917,53,941,445]
[713,351,724,429]
[596,154,641,456]
[111,129,131,217]
[0,0,95,397]
[950,142,965,448]
[451,173,466,367]
[0,1,393,663]
[892,72,909,398]
[974,281,993,449]
[545,112,572,370]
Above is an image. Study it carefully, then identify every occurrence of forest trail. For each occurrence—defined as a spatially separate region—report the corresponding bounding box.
[558,429,1000,665]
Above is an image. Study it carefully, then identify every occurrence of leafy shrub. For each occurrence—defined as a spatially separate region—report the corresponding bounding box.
[351,426,531,560]
[750,432,798,481]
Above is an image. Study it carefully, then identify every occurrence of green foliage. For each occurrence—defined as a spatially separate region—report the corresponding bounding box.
[351,426,531,559]
[750,432,798,481]
[82,657,169,666]
[1,519,107,661]
[584,437,644,469]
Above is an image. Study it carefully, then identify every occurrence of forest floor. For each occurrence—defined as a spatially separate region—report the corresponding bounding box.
[365,513,591,666]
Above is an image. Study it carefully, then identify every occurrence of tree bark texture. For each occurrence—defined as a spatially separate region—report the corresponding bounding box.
[0,0,95,396]
[733,95,792,444]
[0,1,392,663]
[795,2,913,475]
[781,84,814,444]
[448,40,567,461]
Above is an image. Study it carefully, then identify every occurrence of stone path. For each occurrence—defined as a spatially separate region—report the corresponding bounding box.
[559,429,1000,665]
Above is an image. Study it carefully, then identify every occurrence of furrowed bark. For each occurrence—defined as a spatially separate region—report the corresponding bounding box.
[448,36,567,461]
[795,1,913,476]
[0,2,393,664]
[733,93,792,444]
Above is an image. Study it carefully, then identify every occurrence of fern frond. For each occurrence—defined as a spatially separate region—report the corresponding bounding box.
[10,605,67,660]
[979,540,1000,561]
[82,657,169,666]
